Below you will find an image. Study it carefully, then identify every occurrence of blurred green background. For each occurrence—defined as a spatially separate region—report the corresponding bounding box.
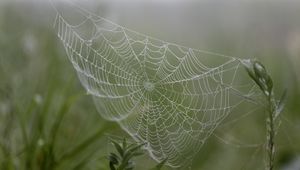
[0,0,299,170]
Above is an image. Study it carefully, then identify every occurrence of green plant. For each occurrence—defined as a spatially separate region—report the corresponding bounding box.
[0,76,113,170]
[108,138,167,170]
[242,59,286,170]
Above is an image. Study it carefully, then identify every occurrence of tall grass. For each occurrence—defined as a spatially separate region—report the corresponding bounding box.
[0,5,117,169]
[243,60,286,170]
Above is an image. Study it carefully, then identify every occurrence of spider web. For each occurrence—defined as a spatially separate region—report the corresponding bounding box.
[53,1,259,167]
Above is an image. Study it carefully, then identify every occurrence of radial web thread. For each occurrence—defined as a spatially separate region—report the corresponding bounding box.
[53,3,258,167]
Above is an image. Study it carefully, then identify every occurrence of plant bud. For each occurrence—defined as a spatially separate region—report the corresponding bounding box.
[253,61,268,81]
[253,61,273,96]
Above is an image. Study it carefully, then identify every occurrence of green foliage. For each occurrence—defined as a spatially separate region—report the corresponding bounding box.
[149,158,168,170]
[109,138,167,170]
[0,3,299,170]
[0,8,113,168]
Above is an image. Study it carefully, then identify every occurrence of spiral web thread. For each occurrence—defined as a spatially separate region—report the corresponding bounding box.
[53,2,258,167]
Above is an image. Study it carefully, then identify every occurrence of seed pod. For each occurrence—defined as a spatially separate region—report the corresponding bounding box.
[253,61,273,96]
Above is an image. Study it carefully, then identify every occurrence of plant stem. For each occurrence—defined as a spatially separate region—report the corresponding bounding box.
[266,96,275,170]
[242,60,286,170]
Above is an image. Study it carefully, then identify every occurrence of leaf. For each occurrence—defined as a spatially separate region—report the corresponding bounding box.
[58,123,110,162]
[111,140,124,157]
[123,143,146,162]
[108,138,146,170]
[109,153,119,165]
[122,138,127,150]
[149,157,168,170]
[116,142,146,170]
[128,142,146,153]
[155,158,168,170]
[131,151,144,157]
[110,161,116,170]
[125,161,135,170]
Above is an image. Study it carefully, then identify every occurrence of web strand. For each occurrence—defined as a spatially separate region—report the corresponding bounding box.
[53,1,260,167]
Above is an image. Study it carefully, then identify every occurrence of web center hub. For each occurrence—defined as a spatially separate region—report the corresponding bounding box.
[143,81,155,91]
